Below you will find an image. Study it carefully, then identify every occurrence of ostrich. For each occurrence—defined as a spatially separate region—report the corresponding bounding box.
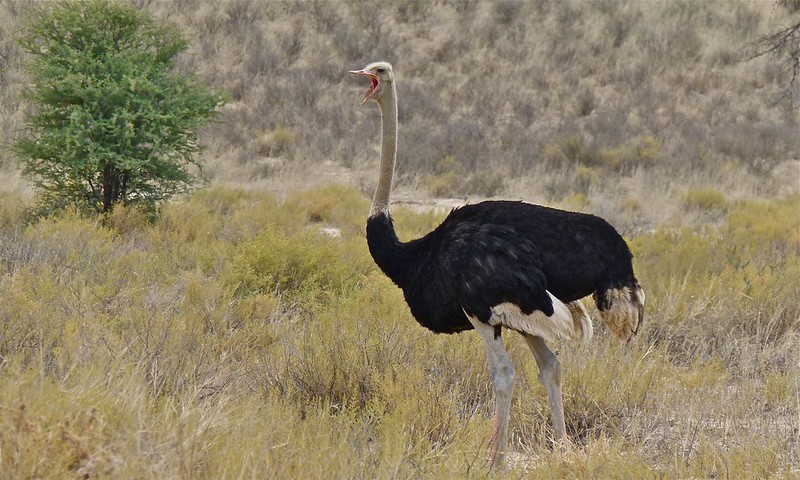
[349,62,645,466]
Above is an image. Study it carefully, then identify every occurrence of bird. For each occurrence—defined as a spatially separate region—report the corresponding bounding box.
[349,61,645,467]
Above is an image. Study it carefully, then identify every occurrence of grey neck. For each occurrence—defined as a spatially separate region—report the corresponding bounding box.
[369,84,398,218]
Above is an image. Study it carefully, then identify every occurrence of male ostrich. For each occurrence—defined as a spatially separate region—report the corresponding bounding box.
[350,62,645,466]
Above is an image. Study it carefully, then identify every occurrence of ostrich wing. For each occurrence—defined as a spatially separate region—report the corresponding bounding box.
[452,222,554,321]
[401,210,554,333]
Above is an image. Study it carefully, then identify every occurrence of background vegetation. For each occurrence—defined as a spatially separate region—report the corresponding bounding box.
[0,0,798,478]
[2,0,798,226]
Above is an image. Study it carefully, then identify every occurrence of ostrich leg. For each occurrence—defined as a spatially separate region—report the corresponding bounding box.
[466,315,515,467]
[523,335,567,445]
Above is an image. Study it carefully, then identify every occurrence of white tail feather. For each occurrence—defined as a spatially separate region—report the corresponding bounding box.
[566,300,593,344]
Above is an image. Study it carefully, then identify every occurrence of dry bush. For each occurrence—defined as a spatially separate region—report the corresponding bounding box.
[682,187,729,213]
[286,183,370,234]
[153,2,784,188]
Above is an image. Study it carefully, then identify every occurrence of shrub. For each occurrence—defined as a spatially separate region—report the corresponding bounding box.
[561,192,591,211]
[15,0,223,214]
[425,171,460,197]
[287,184,370,235]
[256,125,296,157]
[221,226,371,304]
[599,135,663,173]
[424,155,461,197]
[724,195,800,261]
[544,135,599,168]
[574,165,600,194]
[463,171,506,197]
[681,187,729,212]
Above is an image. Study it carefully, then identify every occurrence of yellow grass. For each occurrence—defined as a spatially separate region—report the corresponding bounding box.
[0,185,797,478]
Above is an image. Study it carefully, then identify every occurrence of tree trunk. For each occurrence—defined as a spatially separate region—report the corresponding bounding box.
[102,162,120,213]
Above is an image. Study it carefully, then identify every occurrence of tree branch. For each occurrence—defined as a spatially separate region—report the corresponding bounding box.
[752,21,800,107]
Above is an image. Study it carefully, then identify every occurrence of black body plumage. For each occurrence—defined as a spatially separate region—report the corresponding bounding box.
[366,200,640,334]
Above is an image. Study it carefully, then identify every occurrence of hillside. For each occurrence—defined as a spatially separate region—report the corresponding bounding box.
[1,1,799,227]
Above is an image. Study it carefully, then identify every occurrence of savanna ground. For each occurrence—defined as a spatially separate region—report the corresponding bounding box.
[0,1,799,478]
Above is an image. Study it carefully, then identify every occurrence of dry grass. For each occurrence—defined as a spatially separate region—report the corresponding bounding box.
[0,184,797,478]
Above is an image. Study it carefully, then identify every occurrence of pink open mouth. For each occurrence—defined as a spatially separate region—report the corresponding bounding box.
[349,69,380,104]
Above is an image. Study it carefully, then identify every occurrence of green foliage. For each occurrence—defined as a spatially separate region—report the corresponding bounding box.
[15,0,223,214]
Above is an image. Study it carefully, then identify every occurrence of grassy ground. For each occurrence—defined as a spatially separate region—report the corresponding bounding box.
[0,184,797,478]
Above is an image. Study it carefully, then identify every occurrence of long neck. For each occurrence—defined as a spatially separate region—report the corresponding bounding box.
[370,84,398,218]
[366,82,411,286]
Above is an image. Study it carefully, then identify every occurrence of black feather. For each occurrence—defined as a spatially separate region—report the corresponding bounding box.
[366,201,639,334]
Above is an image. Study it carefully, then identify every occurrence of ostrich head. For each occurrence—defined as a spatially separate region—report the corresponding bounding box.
[349,61,394,105]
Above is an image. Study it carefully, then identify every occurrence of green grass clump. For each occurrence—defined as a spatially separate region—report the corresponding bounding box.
[426,170,460,197]
[221,226,371,304]
[631,195,799,369]
[682,187,729,212]
[287,183,371,235]
[724,194,800,259]
[544,135,663,175]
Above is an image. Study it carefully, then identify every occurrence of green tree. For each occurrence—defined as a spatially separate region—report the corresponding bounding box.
[15,0,223,214]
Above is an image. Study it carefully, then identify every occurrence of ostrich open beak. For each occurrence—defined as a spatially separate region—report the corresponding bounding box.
[349,69,380,104]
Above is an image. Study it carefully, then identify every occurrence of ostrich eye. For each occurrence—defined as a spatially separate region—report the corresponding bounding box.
[376,67,386,74]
